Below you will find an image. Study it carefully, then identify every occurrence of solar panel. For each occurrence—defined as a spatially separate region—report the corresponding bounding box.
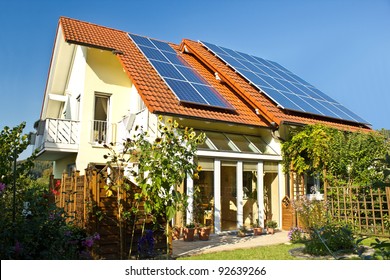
[200,41,369,125]
[128,34,235,111]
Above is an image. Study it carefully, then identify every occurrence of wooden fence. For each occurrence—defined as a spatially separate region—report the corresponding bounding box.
[326,185,390,237]
[51,170,168,259]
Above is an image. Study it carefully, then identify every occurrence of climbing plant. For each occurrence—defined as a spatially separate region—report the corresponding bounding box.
[282,124,390,186]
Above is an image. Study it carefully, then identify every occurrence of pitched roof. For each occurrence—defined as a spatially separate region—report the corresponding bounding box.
[59,17,371,132]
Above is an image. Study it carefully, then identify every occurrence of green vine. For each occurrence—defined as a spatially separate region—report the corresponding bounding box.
[282,124,390,186]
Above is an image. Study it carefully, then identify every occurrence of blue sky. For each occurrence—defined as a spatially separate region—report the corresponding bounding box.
[1,0,389,158]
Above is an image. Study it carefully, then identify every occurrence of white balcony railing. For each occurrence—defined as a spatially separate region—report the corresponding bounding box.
[34,118,80,152]
[91,120,116,144]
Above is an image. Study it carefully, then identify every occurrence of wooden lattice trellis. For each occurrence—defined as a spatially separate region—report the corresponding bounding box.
[326,185,390,237]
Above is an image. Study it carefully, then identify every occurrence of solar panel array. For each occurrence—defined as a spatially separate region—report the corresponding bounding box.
[200,41,369,125]
[128,34,235,111]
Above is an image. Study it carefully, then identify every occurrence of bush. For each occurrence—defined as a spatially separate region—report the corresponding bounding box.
[288,227,305,243]
[0,181,98,259]
[304,223,355,256]
[0,123,98,259]
[292,196,329,231]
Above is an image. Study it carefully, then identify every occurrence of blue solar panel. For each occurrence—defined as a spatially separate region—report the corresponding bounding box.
[200,41,369,125]
[129,34,234,111]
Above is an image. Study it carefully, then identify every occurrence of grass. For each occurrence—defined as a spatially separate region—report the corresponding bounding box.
[177,243,304,260]
[177,237,389,260]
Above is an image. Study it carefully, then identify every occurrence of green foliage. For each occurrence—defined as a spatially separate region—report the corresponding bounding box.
[0,123,96,259]
[130,116,205,222]
[0,122,35,185]
[282,124,390,186]
[304,223,355,256]
[370,238,390,260]
[265,220,278,229]
[100,116,204,258]
[373,153,390,187]
[28,160,52,180]
[185,223,196,228]
[0,187,99,259]
[287,227,305,243]
[281,124,334,175]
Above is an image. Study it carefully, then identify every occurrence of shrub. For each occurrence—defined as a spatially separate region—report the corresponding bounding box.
[0,123,98,259]
[292,196,329,231]
[0,180,98,259]
[288,227,305,243]
[304,223,355,256]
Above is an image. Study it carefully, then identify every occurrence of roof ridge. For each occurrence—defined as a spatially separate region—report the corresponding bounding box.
[60,16,181,48]
[59,16,127,34]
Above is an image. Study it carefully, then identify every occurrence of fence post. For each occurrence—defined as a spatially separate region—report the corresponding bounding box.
[83,170,88,226]
[73,171,77,216]
[61,172,67,209]
[386,187,390,215]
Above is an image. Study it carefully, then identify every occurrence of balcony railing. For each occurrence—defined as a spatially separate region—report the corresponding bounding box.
[91,120,116,144]
[34,118,80,152]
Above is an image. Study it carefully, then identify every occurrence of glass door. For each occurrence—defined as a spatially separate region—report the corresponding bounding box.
[221,161,237,231]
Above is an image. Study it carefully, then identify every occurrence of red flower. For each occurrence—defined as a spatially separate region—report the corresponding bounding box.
[51,188,60,196]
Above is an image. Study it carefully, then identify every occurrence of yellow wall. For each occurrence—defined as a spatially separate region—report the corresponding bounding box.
[53,154,77,178]
[75,48,132,173]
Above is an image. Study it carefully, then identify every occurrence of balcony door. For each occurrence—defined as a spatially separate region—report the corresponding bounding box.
[93,93,110,143]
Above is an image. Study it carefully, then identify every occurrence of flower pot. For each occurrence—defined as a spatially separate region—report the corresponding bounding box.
[253,227,263,236]
[198,227,211,241]
[183,227,195,241]
[267,227,275,235]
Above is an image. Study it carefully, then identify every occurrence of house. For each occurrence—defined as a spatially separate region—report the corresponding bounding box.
[33,17,371,234]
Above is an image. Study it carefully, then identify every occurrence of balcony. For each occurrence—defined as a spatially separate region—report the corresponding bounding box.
[91,120,116,144]
[34,118,80,160]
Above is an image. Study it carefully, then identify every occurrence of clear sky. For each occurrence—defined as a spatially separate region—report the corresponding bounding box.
[1,0,389,156]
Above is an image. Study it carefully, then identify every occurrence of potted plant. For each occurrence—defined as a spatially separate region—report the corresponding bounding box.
[197,225,211,241]
[252,219,263,236]
[266,220,277,234]
[237,225,248,237]
[183,223,196,241]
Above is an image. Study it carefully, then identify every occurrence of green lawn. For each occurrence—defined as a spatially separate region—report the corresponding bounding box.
[177,243,304,260]
[177,237,389,260]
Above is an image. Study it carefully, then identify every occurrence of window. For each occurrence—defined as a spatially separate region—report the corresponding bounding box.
[305,173,324,200]
[243,162,257,198]
[92,93,110,143]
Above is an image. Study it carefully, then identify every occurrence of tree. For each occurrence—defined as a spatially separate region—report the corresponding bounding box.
[0,122,36,225]
[0,122,35,185]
